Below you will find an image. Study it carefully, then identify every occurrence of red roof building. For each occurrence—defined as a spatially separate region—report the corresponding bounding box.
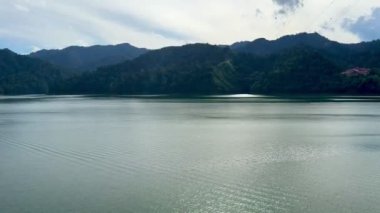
[341,67,370,77]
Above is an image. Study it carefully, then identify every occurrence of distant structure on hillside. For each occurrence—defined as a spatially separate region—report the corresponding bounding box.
[341,68,370,77]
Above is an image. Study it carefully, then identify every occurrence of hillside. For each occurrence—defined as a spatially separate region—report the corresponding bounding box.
[61,38,380,95]
[64,44,240,94]
[0,49,63,94]
[1,33,380,95]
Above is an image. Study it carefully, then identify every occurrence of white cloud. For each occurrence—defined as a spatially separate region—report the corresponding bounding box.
[273,0,304,15]
[342,7,380,41]
[0,0,380,53]
[13,3,30,12]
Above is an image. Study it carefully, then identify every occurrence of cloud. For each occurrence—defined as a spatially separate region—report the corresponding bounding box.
[321,22,335,32]
[273,0,304,15]
[342,8,380,41]
[1,0,380,54]
[255,9,263,17]
[13,3,29,12]
[95,8,193,41]
[31,46,41,52]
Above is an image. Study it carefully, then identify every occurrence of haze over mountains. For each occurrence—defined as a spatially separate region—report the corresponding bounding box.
[1,32,380,95]
[30,43,148,72]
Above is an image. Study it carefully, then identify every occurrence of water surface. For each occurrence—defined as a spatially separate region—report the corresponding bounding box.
[0,95,379,212]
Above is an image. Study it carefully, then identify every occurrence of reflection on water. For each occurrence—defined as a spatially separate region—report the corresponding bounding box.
[0,95,379,212]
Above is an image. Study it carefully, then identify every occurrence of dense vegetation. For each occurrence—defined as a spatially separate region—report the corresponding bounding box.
[1,33,380,95]
[0,49,62,95]
[63,44,239,94]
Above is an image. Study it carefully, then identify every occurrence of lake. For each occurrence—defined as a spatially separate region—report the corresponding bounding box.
[1,95,380,212]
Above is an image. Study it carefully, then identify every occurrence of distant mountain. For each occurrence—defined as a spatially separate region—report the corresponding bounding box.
[231,33,332,55]
[231,32,345,56]
[231,32,380,69]
[30,43,149,73]
[0,49,63,94]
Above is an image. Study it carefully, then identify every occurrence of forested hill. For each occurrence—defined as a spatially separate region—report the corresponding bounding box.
[29,43,148,73]
[64,44,240,94]
[1,33,380,95]
[63,37,380,94]
[0,49,63,95]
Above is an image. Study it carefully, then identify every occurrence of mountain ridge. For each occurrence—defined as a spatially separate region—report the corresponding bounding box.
[231,32,340,55]
[29,43,149,73]
[2,32,380,95]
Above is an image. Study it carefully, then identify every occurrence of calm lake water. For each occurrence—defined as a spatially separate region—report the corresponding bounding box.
[1,95,380,212]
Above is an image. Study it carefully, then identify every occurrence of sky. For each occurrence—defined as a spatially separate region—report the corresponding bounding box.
[1,0,380,54]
